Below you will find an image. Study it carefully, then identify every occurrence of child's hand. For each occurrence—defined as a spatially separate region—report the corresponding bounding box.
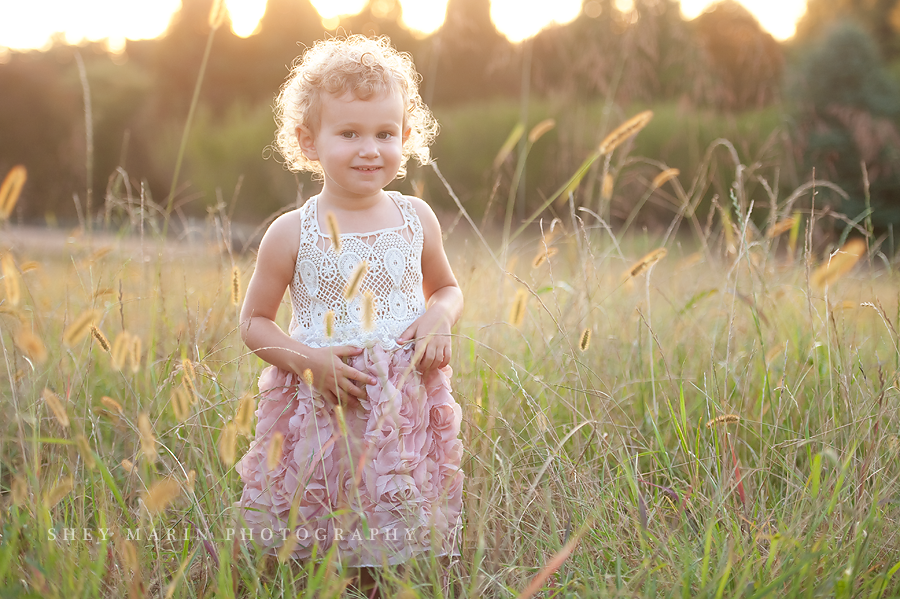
[398,311,452,373]
[304,346,376,406]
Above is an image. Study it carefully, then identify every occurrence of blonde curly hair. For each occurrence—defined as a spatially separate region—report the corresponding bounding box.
[274,35,438,179]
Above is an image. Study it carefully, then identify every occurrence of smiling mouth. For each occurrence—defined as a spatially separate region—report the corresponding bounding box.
[353,166,381,171]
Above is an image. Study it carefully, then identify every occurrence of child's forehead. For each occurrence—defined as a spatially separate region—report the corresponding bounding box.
[318,87,405,117]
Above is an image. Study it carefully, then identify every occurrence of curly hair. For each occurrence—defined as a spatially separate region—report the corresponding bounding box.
[274,35,438,179]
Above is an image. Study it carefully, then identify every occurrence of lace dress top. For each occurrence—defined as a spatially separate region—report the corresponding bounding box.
[289,191,426,349]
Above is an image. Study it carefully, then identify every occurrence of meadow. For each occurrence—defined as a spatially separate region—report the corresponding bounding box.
[2,112,900,599]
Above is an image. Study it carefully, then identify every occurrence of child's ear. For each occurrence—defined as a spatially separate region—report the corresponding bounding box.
[402,126,411,144]
[296,125,319,161]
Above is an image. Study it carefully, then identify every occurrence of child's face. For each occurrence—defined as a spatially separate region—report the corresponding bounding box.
[297,88,408,203]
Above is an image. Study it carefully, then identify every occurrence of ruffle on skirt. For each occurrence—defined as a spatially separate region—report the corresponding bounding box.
[233,344,464,567]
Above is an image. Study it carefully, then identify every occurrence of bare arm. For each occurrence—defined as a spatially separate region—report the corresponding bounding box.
[240,212,375,403]
[397,198,463,371]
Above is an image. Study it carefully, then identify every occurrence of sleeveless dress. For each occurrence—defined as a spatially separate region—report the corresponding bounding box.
[234,191,464,568]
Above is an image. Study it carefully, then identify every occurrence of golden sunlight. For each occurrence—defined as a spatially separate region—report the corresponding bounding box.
[680,0,807,40]
[225,0,268,37]
[490,0,582,42]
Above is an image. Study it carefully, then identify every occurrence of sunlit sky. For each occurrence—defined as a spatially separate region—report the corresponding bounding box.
[0,0,808,52]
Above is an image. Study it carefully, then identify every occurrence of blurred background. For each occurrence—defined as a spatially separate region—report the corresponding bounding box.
[2,0,900,236]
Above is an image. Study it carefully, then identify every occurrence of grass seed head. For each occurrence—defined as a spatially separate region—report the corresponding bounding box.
[44,474,74,509]
[624,248,668,280]
[143,477,181,515]
[766,217,796,238]
[171,384,191,422]
[74,434,96,469]
[129,335,142,373]
[182,358,198,401]
[326,211,342,254]
[706,414,741,428]
[208,0,226,28]
[324,310,335,337]
[15,327,47,364]
[231,265,241,306]
[811,238,867,289]
[0,164,26,220]
[651,168,680,190]
[121,458,135,473]
[42,388,69,428]
[1,253,21,306]
[235,393,256,436]
[267,431,284,471]
[528,118,556,144]
[601,173,615,201]
[63,309,99,347]
[509,289,528,327]
[101,395,123,414]
[11,475,26,506]
[343,260,368,300]
[303,368,314,387]
[599,111,653,155]
[219,421,237,466]
[111,332,131,370]
[90,325,110,352]
[362,290,376,331]
[531,246,558,269]
[138,412,157,462]
[579,328,592,352]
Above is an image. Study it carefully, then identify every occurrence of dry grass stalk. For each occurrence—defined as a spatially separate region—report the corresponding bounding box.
[138,413,157,462]
[528,118,556,144]
[219,421,237,466]
[62,309,99,347]
[1,253,21,306]
[343,260,368,300]
[44,474,74,509]
[651,168,680,190]
[267,432,284,471]
[599,111,653,155]
[42,388,69,428]
[324,310,335,337]
[326,211,342,254]
[234,393,256,435]
[624,248,668,279]
[101,395,123,414]
[171,384,191,422]
[362,290,376,331]
[74,434,96,469]
[15,327,47,364]
[0,164,26,220]
[90,325,110,352]
[334,404,348,437]
[579,328,591,352]
[509,289,528,327]
[143,477,181,515]
[20,260,40,273]
[706,414,741,428]
[231,265,241,306]
[766,217,796,238]
[111,332,131,370]
[811,238,867,289]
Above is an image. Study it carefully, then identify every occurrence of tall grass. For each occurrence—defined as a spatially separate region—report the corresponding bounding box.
[2,106,900,598]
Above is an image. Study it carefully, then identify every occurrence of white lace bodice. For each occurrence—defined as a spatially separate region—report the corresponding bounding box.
[288,191,426,349]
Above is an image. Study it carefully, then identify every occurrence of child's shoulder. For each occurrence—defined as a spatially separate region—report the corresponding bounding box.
[392,192,437,224]
[258,206,305,260]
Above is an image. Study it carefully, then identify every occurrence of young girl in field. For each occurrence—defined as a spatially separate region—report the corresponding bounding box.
[234,35,464,591]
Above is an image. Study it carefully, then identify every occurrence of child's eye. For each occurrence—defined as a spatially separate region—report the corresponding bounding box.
[376,132,394,140]
[341,131,357,139]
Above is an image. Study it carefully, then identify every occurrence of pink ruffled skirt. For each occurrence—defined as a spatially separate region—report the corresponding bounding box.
[233,344,464,567]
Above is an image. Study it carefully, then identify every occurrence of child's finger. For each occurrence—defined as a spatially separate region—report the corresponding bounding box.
[341,378,366,399]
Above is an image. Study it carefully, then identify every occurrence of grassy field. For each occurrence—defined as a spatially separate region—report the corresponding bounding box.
[3,134,900,599]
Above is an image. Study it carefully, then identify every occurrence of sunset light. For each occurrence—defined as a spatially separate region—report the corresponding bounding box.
[0,0,809,51]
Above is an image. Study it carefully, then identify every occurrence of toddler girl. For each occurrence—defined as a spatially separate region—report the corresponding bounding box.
[234,35,465,581]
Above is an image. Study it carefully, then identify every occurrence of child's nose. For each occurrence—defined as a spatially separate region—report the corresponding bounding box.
[359,138,380,158]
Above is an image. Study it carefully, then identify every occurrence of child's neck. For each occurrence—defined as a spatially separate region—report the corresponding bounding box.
[317,188,388,214]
